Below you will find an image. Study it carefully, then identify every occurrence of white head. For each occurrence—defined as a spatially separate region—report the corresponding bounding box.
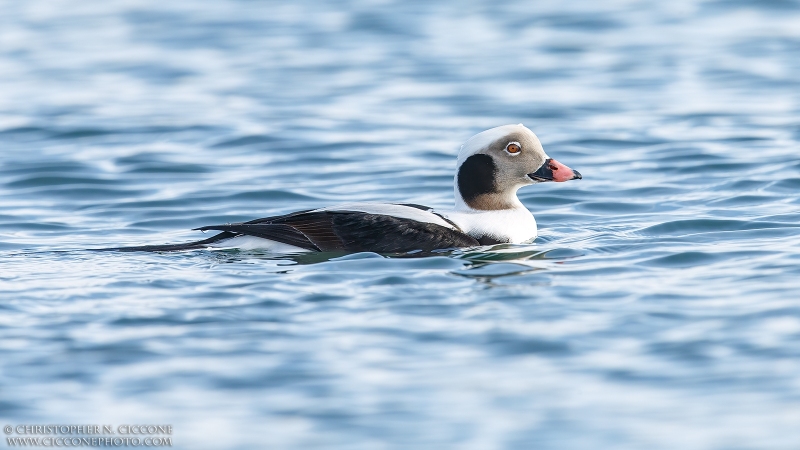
[454,124,581,211]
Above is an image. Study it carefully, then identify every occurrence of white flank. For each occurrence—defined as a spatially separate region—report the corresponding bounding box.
[208,235,311,253]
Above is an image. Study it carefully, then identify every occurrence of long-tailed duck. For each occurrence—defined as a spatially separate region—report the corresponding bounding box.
[111,124,581,253]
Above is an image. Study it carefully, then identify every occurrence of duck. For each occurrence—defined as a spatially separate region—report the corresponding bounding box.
[111,124,581,253]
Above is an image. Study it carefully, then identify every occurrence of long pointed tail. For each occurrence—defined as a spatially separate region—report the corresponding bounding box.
[94,231,236,252]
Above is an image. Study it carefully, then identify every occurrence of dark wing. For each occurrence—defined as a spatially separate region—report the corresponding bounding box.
[197,210,480,253]
[326,212,480,252]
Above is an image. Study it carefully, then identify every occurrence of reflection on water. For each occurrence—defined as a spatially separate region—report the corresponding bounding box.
[2,0,800,448]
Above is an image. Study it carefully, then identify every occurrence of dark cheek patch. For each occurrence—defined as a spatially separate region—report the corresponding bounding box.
[458,154,497,203]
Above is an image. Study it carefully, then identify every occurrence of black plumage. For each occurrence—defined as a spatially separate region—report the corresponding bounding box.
[109,210,480,253]
[457,154,497,203]
[106,231,237,252]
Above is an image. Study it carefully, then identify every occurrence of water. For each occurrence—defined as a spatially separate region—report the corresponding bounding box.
[2,0,800,448]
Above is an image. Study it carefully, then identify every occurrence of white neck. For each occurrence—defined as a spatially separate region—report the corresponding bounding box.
[442,180,536,244]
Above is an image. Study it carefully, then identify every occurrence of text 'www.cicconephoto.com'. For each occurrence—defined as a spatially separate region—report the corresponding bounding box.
[5,425,173,447]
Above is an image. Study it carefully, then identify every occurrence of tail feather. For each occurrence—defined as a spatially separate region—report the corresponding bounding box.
[95,231,236,252]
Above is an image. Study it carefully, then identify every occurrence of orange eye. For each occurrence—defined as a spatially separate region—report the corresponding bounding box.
[506,143,521,154]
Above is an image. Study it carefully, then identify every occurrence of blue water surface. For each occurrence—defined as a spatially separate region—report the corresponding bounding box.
[2,0,800,448]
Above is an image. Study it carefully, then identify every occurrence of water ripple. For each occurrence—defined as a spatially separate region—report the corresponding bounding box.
[2,0,800,449]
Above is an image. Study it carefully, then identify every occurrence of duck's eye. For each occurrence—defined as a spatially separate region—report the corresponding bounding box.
[506,143,521,154]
